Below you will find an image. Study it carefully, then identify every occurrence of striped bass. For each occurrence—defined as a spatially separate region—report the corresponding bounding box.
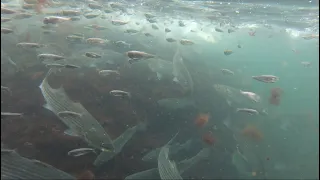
[1,149,75,179]
[39,69,115,152]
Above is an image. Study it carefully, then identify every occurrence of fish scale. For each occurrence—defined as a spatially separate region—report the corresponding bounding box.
[39,69,114,151]
[158,146,183,180]
[1,149,75,179]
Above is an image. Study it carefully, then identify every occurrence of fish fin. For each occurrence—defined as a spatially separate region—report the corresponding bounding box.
[43,103,54,111]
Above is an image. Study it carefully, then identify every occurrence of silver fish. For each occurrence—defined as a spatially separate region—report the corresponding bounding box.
[58,111,82,118]
[88,3,103,10]
[1,28,14,34]
[114,41,131,48]
[98,70,120,76]
[125,29,139,34]
[86,38,108,45]
[110,90,131,98]
[221,68,234,75]
[38,54,65,61]
[1,7,17,14]
[84,52,102,58]
[45,63,65,69]
[126,51,155,64]
[236,108,259,115]
[43,16,71,24]
[16,42,45,49]
[180,39,194,45]
[1,17,11,22]
[111,20,129,26]
[67,148,95,157]
[239,90,261,103]
[66,35,84,42]
[61,10,81,17]
[84,12,101,19]
[64,64,80,69]
[13,12,32,19]
[166,38,176,42]
[1,112,23,117]
[252,75,279,83]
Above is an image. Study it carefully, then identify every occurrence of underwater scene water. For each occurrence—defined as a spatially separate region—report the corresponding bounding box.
[1,0,319,179]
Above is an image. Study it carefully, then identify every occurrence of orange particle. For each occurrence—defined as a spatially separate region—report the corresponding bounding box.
[194,113,209,127]
[202,131,216,145]
[241,125,263,142]
[252,171,257,176]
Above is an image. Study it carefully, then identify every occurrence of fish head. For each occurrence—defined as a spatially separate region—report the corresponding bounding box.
[37,55,45,61]
[43,17,50,24]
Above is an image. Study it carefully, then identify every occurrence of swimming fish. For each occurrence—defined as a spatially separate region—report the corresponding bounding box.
[109,90,131,98]
[252,75,279,83]
[16,42,45,49]
[1,28,14,34]
[126,51,155,64]
[239,90,261,102]
[158,146,183,180]
[98,70,120,76]
[67,148,96,157]
[84,52,102,59]
[38,54,65,61]
[64,64,81,69]
[180,39,194,45]
[236,108,259,115]
[57,111,83,118]
[221,68,234,75]
[1,112,23,117]
[43,16,71,24]
[111,20,129,26]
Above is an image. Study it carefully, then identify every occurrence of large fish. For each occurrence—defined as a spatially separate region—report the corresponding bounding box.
[1,149,75,179]
[172,49,194,94]
[125,147,211,180]
[39,69,114,152]
[158,146,183,180]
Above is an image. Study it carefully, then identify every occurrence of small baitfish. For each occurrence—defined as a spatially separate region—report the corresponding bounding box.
[67,148,96,157]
